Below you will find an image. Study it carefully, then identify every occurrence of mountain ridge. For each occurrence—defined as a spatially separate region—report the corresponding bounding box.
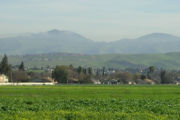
[0,29,180,55]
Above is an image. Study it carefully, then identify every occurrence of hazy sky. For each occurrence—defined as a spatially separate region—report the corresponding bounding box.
[0,0,180,41]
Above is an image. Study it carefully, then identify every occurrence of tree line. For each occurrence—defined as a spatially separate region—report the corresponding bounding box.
[0,55,180,84]
[52,65,93,84]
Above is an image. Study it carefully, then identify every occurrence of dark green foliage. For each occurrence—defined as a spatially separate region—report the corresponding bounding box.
[52,65,68,83]
[0,54,11,75]
[52,65,93,84]
[147,66,155,79]
[160,70,166,84]
[141,75,146,80]
[88,67,93,75]
[69,64,74,70]
[102,67,105,76]
[19,61,25,71]
[77,66,82,74]
[149,66,155,73]
[82,68,87,75]
[96,68,99,76]
[160,70,173,84]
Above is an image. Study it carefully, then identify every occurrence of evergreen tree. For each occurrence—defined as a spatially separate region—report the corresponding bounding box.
[19,61,25,71]
[102,67,106,76]
[83,68,87,75]
[77,66,82,74]
[160,70,167,84]
[0,54,11,75]
[96,68,99,76]
[88,67,93,75]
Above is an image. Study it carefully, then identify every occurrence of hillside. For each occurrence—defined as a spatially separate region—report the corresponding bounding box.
[0,30,102,55]
[1,30,180,54]
[2,52,180,70]
[106,33,180,54]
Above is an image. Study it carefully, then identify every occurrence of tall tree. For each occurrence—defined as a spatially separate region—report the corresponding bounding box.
[88,67,93,75]
[160,70,173,84]
[52,65,68,83]
[149,66,155,73]
[96,68,99,76]
[102,67,106,76]
[69,64,74,70]
[160,70,167,84]
[77,66,82,74]
[83,68,87,75]
[19,61,25,71]
[147,66,155,79]
[0,54,11,75]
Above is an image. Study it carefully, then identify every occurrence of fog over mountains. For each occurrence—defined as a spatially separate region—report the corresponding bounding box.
[0,29,180,55]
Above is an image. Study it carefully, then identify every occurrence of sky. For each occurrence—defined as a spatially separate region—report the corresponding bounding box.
[0,0,180,42]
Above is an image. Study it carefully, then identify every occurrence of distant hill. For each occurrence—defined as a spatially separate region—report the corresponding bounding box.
[0,29,103,55]
[3,52,180,70]
[107,33,180,54]
[0,30,180,54]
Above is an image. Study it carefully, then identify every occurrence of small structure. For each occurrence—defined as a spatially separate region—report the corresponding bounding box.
[0,74,9,83]
[128,81,136,85]
[103,79,119,85]
[175,81,180,85]
[92,80,101,84]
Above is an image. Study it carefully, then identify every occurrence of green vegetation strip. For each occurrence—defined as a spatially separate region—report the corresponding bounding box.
[0,85,180,120]
[5,52,180,69]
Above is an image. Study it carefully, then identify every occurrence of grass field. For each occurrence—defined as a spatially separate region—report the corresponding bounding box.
[0,85,180,120]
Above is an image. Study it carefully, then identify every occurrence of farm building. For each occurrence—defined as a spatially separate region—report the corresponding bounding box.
[0,74,9,83]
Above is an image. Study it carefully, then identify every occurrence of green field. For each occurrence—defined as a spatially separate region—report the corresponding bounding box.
[0,85,180,120]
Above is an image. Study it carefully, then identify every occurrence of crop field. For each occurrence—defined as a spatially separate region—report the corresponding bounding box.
[0,85,180,120]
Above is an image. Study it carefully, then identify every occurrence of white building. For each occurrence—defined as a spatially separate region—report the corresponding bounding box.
[0,74,9,83]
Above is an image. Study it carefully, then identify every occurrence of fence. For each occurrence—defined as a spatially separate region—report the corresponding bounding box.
[0,82,55,86]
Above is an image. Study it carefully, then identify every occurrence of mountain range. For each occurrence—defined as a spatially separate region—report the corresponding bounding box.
[0,29,180,55]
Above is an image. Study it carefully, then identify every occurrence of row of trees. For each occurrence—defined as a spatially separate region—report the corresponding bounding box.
[52,65,93,84]
[0,55,30,82]
[51,65,180,84]
[0,55,179,84]
[0,55,25,75]
[108,66,178,84]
